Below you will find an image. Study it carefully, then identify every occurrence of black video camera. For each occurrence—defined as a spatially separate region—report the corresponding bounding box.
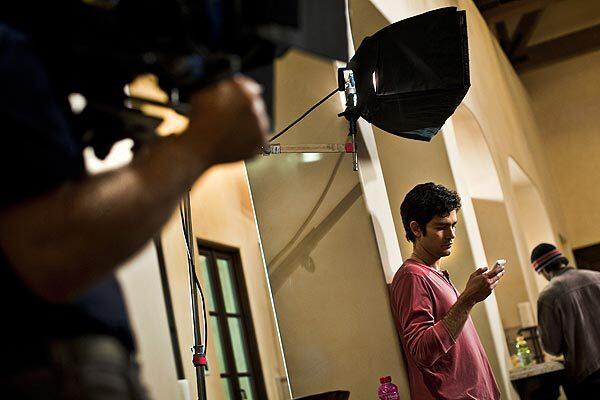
[1,0,347,158]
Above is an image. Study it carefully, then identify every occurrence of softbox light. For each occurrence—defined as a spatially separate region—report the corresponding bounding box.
[348,7,470,141]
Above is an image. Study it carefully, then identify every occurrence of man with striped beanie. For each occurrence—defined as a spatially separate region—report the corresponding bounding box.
[533,243,600,399]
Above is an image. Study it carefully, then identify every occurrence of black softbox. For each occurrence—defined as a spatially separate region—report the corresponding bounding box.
[348,7,470,141]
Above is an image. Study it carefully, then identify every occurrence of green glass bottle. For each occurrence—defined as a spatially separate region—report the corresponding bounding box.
[516,336,532,367]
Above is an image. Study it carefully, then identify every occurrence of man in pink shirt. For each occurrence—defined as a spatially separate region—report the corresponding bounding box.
[390,183,504,399]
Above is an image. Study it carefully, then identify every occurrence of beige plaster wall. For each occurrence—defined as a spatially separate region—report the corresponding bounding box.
[372,0,572,291]
[451,105,504,202]
[116,163,287,400]
[357,0,574,397]
[472,199,529,329]
[513,185,554,250]
[245,48,409,399]
[449,106,533,332]
[118,244,182,400]
[520,50,600,250]
[365,0,572,293]
[157,163,288,400]
[370,112,514,397]
[512,182,556,292]
[526,0,600,46]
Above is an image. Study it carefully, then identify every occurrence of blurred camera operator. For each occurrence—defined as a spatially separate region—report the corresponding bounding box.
[0,23,268,399]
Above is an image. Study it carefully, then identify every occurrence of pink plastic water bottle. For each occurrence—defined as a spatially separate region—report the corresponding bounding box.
[378,376,400,400]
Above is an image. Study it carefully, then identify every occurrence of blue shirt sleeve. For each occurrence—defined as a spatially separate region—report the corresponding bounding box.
[0,25,135,355]
[0,24,84,208]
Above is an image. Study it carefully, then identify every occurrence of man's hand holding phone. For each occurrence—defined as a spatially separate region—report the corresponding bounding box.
[460,259,507,307]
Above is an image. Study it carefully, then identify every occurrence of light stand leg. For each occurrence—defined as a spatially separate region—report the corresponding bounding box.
[349,117,358,171]
[182,192,208,400]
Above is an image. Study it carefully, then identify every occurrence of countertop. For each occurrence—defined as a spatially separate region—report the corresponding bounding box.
[509,361,565,381]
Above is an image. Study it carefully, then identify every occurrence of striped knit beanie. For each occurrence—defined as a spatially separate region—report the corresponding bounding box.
[530,243,566,273]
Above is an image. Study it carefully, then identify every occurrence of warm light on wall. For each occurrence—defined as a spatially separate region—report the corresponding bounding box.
[301,153,324,163]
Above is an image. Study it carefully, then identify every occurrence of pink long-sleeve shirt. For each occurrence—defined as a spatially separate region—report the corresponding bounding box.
[389,259,500,400]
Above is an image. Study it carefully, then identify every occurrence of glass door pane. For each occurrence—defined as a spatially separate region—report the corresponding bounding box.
[216,257,240,313]
[199,254,216,311]
[227,317,250,372]
[210,316,228,373]
[221,378,233,399]
[239,377,255,400]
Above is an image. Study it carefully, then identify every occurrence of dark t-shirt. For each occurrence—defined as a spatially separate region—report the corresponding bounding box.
[0,25,134,370]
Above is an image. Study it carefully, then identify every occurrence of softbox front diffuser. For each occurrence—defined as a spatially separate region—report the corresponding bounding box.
[348,7,470,141]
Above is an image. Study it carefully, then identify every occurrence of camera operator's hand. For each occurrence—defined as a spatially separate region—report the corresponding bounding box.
[182,75,269,166]
[459,263,505,306]
[0,75,271,303]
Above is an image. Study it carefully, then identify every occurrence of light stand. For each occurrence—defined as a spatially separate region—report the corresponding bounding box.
[337,68,360,172]
[262,68,360,171]
[181,191,208,400]
[172,77,208,400]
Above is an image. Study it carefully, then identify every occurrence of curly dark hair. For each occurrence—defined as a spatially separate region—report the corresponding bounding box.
[400,182,461,242]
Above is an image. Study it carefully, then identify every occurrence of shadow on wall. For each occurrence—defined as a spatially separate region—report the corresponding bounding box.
[268,182,362,293]
[245,48,407,399]
[266,153,362,293]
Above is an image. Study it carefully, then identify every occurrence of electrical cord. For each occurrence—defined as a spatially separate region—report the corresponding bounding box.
[268,88,339,143]
[268,152,345,268]
[179,203,208,357]
[172,79,341,362]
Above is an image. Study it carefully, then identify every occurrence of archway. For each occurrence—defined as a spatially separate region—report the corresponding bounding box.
[508,157,556,293]
[451,105,536,359]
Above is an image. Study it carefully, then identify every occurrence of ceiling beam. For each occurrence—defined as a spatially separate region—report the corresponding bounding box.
[509,10,544,58]
[515,24,600,73]
[495,21,511,52]
[482,0,556,24]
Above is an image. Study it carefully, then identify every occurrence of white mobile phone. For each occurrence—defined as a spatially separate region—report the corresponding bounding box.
[494,259,506,269]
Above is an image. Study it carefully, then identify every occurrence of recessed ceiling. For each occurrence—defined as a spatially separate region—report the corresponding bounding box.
[474,0,600,73]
